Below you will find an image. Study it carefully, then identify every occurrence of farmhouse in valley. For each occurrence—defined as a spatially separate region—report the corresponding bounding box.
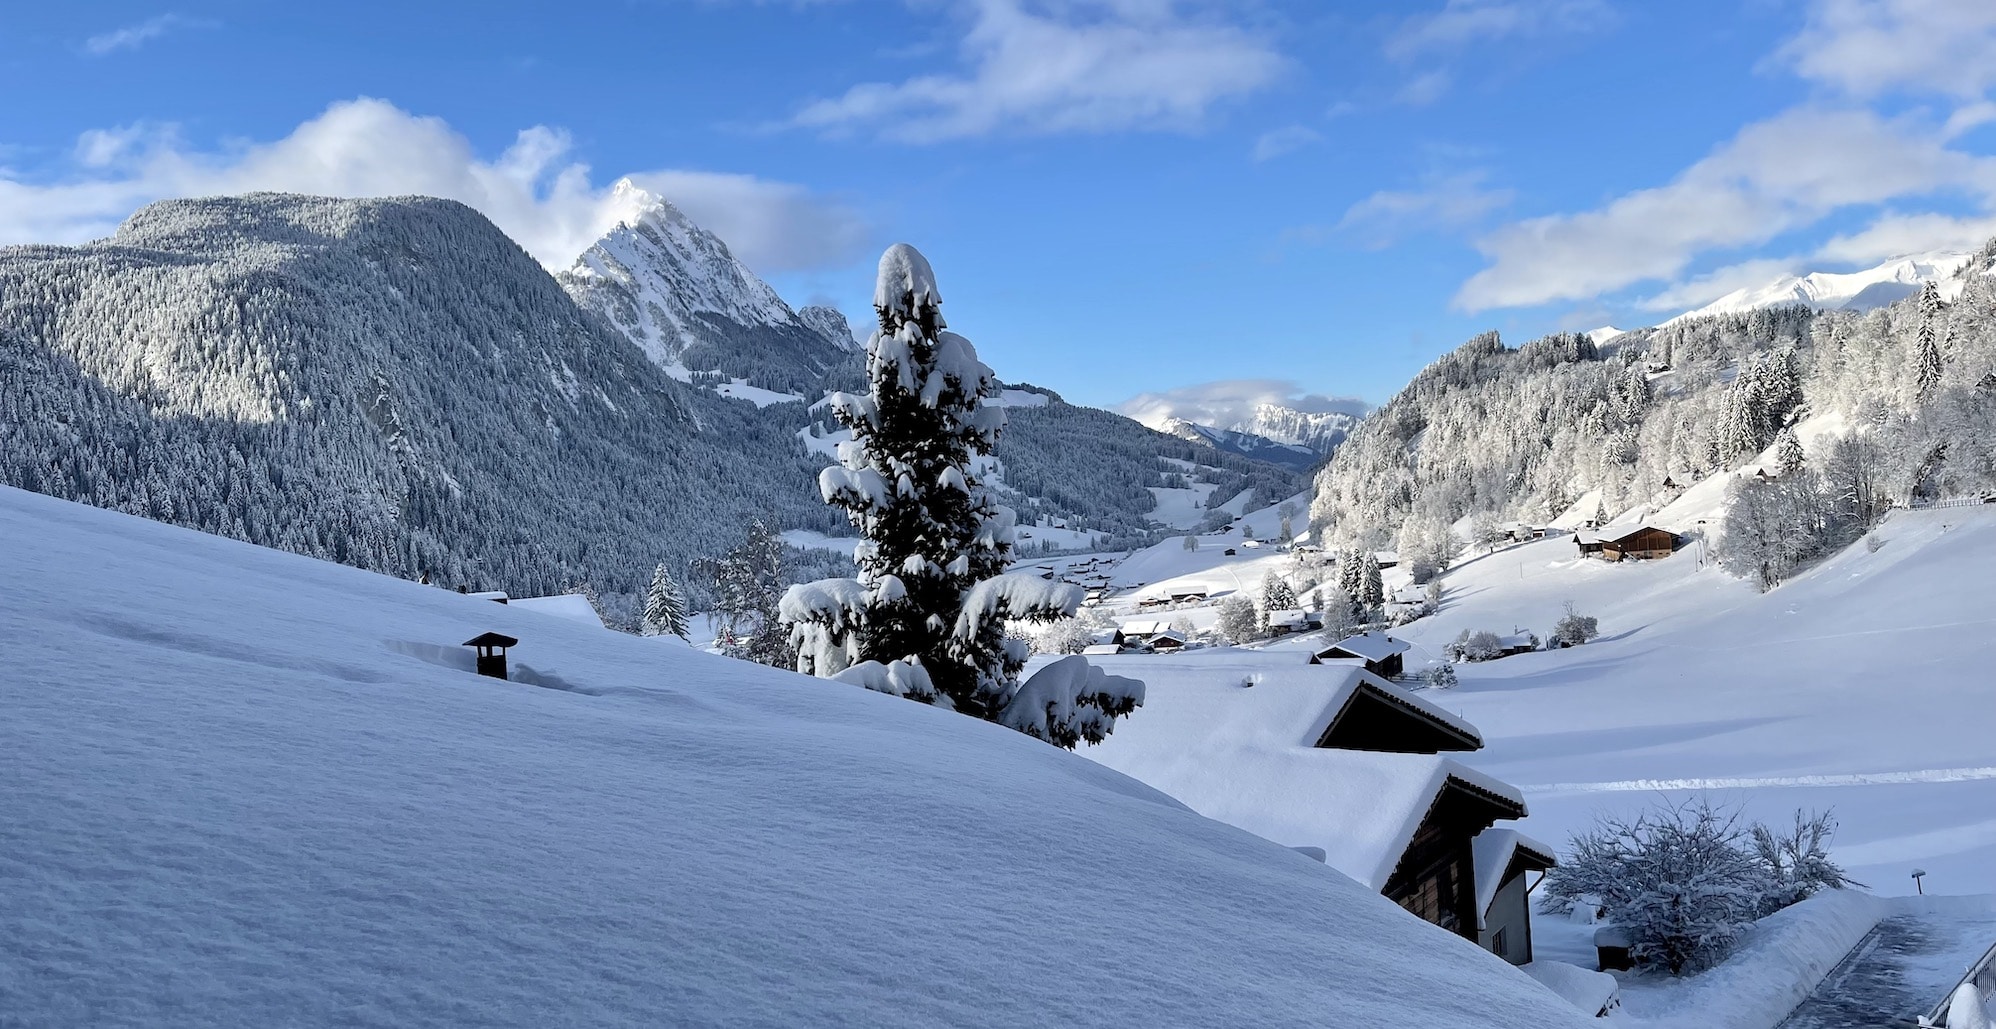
[1075,655,1553,964]
[1312,631,1412,679]
[1575,524,1681,562]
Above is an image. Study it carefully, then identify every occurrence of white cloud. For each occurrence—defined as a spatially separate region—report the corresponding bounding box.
[1119,379,1371,431]
[1455,107,1996,310]
[1337,170,1513,247]
[1385,0,1613,59]
[0,98,868,273]
[1393,69,1453,107]
[84,14,190,56]
[1775,0,1996,100]
[1812,210,1996,264]
[1632,258,1799,313]
[791,0,1285,141]
[1252,124,1321,162]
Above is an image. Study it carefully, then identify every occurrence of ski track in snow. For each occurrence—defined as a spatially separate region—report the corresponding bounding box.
[1522,766,1996,794]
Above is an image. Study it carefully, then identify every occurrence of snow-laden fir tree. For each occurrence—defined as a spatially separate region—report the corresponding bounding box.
[780,244,1141,748]
[642,562,690,640]
[1259,571,1296,614]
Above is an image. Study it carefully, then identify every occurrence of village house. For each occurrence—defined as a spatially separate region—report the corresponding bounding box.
[1576,524,1681,562]
[1312,631,1413,679]
[1074,655,1554,964]
[1267,609,1323,636]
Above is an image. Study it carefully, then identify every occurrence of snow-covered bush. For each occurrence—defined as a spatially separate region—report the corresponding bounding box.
[1030,618,1094,656]
[1750,810,1862,915]
[780,245,1141,748]
[1549,602,1600,648]
[1447,629,1504,662]
[1541,801,1858,975]
[1425,663,1458,690]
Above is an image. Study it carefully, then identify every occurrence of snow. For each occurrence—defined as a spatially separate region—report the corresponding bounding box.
[1319,630,1411,662]
[509,592,607,628]
[953,574,1081,641]
[779,529,861,559]
[998,655,1146,745]
[1951,981,1994,1029]
[987,387,1052,407]
[1473,828,1557,925]
[873,242,940,318]
[1068,655,1523,891]
[1522,961,1620,1017]
[0,485,1594,1027]
[711,377,806,407]
[1145,481,1221,529]
[1665,249,1977,325]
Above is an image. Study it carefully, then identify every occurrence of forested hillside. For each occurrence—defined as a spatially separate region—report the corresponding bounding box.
[0,194,845,602]
[0,193,1304,619]
[1310,239,1996,582]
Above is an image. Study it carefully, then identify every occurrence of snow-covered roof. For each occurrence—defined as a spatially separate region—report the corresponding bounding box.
[1576,523,1677,546]
[510,593,606,628]
[1075,658,1518,890]
[1497,634,1537,651]
[1268,608,1312,627]
[1081,643,1122,656]
[1473,828,1558,922]
[1087,628,1122,646]
[1317,631,1411,662]
[1121,620,1175,637]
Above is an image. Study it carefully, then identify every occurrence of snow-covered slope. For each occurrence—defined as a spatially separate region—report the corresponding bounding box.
[561,179,859,394]
[1666,250,1974,325]
[1125,393,1364,465]
[0,485,1588,1028]
[1153,417,1322,471]
[1278,502,1996,897]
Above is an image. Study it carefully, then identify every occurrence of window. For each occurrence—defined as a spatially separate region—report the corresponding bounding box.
[1490,928,1508,955]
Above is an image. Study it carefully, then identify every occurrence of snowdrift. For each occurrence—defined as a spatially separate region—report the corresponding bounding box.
[0,486,1585,1028]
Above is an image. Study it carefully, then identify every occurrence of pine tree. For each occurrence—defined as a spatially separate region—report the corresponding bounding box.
[782,244,1140,747]
[1913,316,1944,405]
[1773,427,1805,476]
[642,562,690,640]
[1260,571,1296,614]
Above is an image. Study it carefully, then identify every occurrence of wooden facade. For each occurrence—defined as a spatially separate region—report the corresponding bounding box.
[1314,681,1479,754]
[1601,526,1679,561]
[1382,781,1526,942]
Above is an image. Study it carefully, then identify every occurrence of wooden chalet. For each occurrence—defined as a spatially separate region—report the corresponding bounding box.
[1575,524,1681,562]
[1147,632,1187,652]
[1473,830,1558,966]
[1167,588,1209,604]
[1311,631,1412,679]
[1076,657,1550,963]
[1266,609,1323,636]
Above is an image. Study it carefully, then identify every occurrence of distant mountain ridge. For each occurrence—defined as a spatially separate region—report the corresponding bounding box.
[1666,250,1976,325]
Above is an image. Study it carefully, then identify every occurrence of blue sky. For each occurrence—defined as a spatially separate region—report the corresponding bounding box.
[5,1,1996,413]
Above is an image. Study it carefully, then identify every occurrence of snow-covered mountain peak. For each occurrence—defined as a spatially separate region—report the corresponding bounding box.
[1666,249,1976,325]
[558,180,858,392]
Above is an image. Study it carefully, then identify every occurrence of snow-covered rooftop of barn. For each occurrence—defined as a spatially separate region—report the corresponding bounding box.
[1473,828,1557,922]
[1072,657,1516,890]
[1320,631,1411,661]
[510,593,607,628]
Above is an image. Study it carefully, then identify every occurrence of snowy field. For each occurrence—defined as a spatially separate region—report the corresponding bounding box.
[0,485,1589,1028]
[1338,503,1996,897]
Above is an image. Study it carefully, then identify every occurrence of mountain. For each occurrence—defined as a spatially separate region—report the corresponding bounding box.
[1311,238,1996,554]
[1124,394,1363,469]
[1152,417,1321,471]
[558,179,859,395]
[0,192,1307,623]
[0,192,844,613]
[797,304,859,350]
[1665,250,1975,325]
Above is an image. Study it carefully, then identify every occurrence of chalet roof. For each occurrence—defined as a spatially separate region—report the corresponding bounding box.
[1087,628,1123,646]
[1081,643,1122,656]
[1121,620,1174,637]
[1576,523,1678,546]
[1317,631,1412,662]
[1473,828,1558,924]
[1268,608,1312,627]
[510,593,605,628]
[1077,659,1518,890]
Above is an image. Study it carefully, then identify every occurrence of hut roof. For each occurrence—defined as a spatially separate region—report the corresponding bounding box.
[1317,631,1411,662]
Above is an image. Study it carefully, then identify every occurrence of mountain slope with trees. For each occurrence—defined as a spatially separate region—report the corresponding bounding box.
[1310,240,1996,589]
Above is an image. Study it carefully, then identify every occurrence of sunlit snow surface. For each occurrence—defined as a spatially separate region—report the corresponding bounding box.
[0,486,1586,1028]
